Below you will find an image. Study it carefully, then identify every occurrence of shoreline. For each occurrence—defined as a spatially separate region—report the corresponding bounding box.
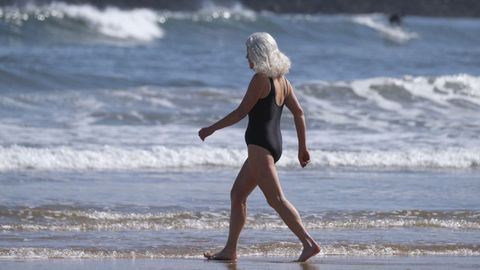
[1,256,480,270]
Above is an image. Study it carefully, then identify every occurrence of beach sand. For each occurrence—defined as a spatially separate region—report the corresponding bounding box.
[2,256,480,270]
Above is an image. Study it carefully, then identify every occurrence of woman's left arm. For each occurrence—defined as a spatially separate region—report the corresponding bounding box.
[198,74,268,141]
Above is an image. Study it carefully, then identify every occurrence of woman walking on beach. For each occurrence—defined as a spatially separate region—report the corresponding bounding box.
[198,32,320,262]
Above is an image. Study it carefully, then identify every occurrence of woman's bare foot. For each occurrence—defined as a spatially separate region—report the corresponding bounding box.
[204,249,237,261]
[297,242,320,262]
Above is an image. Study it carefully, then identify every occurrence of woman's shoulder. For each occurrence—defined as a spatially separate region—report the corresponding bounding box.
[252,72,270,81]
[247,73,271,97]
[250,73,271,87]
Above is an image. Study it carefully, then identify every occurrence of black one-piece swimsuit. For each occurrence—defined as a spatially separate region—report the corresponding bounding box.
[245,77,284,163]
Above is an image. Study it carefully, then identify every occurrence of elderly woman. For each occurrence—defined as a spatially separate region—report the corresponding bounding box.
[198,32,320,262]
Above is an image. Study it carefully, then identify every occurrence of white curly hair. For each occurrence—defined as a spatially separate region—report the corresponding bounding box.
[246,32,291,78]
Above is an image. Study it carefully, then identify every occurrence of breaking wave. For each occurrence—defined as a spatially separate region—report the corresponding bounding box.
[352,14,419,42]
[0,3,165,41]
[0,145,479,171]
[0,2,255,42]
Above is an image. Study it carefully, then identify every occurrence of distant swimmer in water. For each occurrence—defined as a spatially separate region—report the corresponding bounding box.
[389,13,403,26]
[198,32,320,262]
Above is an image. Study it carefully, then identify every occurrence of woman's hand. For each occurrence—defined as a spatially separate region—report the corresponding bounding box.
[298,148,311,168]
[198,126,215,141]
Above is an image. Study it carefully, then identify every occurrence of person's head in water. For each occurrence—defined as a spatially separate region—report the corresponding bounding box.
[245,32,291,78]
[389,14,402,26]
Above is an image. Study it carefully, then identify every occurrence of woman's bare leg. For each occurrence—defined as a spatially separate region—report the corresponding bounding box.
[248,145,320,262]
[204,159,257,260]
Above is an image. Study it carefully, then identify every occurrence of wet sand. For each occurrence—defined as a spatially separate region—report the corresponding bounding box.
[2,256,480,270]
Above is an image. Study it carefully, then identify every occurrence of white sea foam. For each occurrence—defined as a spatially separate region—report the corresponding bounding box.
[0,1,259,41]
[2,208,479,232]
[1,244,479,259]
[349,74,480,107]
[0,3,165,41]
[352,14,419,42]
[299,74,480,129]
[0,145,245,171]
[0,145,479,171]
[50,3,164,41]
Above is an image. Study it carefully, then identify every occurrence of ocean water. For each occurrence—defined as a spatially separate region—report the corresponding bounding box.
[0,1,480,261]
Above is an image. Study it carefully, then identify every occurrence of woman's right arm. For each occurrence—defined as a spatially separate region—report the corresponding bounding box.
[198,73,269,141]
[284,80,311,167]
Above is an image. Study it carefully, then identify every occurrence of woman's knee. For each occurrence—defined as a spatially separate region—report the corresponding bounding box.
[230,187,248,205]
[266,195,288,210]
